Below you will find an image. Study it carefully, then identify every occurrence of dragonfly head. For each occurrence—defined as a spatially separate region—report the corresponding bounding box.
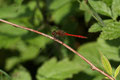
[51,31,56,36]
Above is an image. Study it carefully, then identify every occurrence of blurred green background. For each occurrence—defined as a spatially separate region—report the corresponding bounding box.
[0,0,120,80]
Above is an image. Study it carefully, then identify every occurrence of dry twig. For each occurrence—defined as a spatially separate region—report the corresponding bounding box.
[0,19,115,80]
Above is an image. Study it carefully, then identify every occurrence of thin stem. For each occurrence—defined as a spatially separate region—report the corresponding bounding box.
[0,69,11,80]
[0,19,115,80]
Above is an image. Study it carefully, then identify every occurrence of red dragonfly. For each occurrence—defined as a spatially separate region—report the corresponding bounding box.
[52,30,87,39]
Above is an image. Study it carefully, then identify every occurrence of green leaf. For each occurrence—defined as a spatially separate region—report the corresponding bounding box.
[74,38,120,71]
[101,54,112,75]
[14,0,23,10]
[89,0,112,17]
[73,42,105,80]
[14,0,23,6]
[0,35,21,49]
[0,20,28,49]
[84,11,92,23]
[0,23,28,36]
[16,36,51,61]
[0,5,26,18]
[17,43,40,61]
[34,8,43,26]
[80,1,104,25]
[27,1,36,10]
[89,19,114,32]
[77,42,102,67]
[114,65,120,78]
[49,0,71,10]
[36,58,81,80]
[50,0,72,23]
[27,36,52,49]
[80,1,92,23]
[0,5,17,18]
[100,22,120,40]
[97,38,120,61]
[112,0,120,20]
[5,57,20,71]
[80,0,90,11]
[89,22,102,32]
[102,0,113,6]
[12,66,32,80]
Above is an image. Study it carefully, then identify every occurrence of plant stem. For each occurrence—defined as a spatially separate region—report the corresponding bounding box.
[0,69,11,80]
[0,19,115,80]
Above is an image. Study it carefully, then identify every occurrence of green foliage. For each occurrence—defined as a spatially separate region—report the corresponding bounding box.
[114,65,120,78]
[36,58,81,80]
[34,8,43,26]
[0,5,26,18]
[0,0,120,80]
[89,0,112,17]
[101,54,113,75]
[84,0,120,40]
[50,0,72,24]
[112,0,120,20]
[100,21,120,40]
[11,66,32,80]
[102,0,113,6]
[14,0,23,6]
[80,1,92,23]
[5,57,20,71]
[89,19,114,32]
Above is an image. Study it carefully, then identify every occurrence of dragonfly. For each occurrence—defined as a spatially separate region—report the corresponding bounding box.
[52,30,87,39]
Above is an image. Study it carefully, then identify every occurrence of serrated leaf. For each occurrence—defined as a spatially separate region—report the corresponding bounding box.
[89,19,114,32]
[100,22,120,40]
[114,65,120,78]
[112,0,120,20]
[89,22,102,32]
[101,54,112,75]
[89,0,112,17]
[36,58,81,80]
[12,66,31,80]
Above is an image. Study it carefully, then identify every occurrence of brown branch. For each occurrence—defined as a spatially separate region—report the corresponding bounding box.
[0,19,115,80]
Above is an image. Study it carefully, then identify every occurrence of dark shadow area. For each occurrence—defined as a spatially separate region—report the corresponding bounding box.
[106,38,120,47]
[106,38,120,57]
[110,60,120,69]
[0,49,19,69]
[68,71,95,80]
